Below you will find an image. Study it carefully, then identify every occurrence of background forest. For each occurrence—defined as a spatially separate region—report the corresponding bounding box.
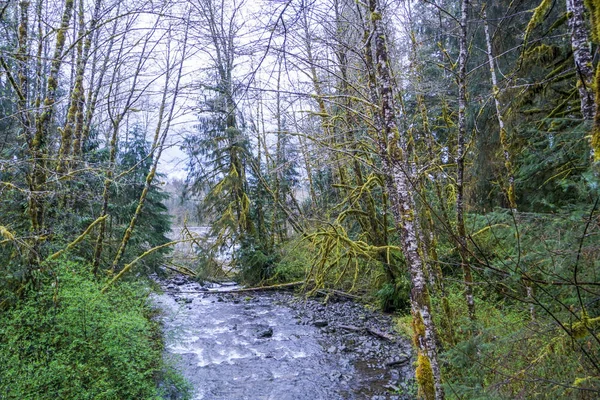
[0,0,599,398]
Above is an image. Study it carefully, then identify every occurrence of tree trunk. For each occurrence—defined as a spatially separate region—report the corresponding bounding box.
[566,0,595,121]
[28,0,74,266]
[483,7,516,210]
[457,0,476,322]
[367,1,444,398]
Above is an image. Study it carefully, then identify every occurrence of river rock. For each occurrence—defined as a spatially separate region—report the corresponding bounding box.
[257,327,273,338]
[386,354,410,367]
[173,277,187,285]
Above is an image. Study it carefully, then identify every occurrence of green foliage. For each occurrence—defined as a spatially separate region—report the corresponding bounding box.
[0,261,190,399]
[375,277,411,313]
[106,124,172,271]
[271,238,312,283]
[429,203,600,398]
[524,0,553,43]
[435,284,600,399]
[236,236,280,284]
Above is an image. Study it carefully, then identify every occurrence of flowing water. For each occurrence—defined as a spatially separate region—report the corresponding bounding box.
[154,279,414,400]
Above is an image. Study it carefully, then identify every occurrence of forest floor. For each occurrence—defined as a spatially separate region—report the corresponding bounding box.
[153,275,416,399]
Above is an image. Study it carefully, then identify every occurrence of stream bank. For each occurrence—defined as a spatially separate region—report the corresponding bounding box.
[154,276,415,399]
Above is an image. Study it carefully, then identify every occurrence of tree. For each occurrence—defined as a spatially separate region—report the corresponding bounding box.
[365,0,444,397]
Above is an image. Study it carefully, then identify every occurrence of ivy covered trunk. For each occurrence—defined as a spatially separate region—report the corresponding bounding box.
[367,0,444,398]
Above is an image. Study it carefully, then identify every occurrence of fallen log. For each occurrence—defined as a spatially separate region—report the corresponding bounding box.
[161,280,308,294]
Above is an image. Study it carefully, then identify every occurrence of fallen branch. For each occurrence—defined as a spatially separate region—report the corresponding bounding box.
[102,238,196,293]
[160,280,307,295]
[336,324,395,341]
[47,215,107,261]
[316,289,362,300]
[162,264,197,277]
[223,280,307,293]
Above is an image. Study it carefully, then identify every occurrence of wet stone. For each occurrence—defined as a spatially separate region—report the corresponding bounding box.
[257,327,273,338]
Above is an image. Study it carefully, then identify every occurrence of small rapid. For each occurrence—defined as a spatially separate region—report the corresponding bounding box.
[154,277,414,399]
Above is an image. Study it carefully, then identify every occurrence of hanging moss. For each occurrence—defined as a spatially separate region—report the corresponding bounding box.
[571,310,600,339]
[371,12,382,22]
[524,0,553,44]
[584,0,600,42]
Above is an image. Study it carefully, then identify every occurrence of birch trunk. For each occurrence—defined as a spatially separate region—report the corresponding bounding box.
[566,0,595,120]
[367,1,444,398]
[483,7,536,319]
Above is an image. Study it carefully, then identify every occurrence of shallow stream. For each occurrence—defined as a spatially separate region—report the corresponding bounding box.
[154,278,414,399]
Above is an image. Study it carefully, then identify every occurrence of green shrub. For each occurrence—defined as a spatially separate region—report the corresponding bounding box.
[375,276,411,312]
[433,284,600,399]
[272,238,312,283]
[0,261,190,400]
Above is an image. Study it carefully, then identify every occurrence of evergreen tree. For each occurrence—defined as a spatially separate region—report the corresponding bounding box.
[108,124,172,271]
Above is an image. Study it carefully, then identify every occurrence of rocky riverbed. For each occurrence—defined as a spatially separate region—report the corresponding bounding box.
[154,276,416,399]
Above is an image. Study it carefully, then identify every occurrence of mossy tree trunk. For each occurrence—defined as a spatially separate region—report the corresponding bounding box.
[27,0,74,267]
[567,0,595,121]
[366,0,444,398]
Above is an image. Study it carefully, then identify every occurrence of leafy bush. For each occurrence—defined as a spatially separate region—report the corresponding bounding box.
[0,261,190,399]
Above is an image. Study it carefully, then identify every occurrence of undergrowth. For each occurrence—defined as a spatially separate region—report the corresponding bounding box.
[0,260,190,399]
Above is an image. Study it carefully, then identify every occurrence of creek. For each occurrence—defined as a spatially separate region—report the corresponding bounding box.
[154,277,415,399]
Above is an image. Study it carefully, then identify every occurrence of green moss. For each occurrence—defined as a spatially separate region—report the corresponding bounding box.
[593,67,600,162]
[371,12,382,22]
[415,353,436,400]
[412,310,426,349]
[524,0,552,43]
[571,311,600,339]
